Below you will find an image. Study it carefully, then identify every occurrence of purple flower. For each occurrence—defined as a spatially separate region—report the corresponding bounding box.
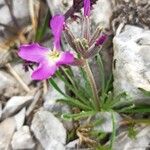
[84,0,91,17]
[18,15,74,80]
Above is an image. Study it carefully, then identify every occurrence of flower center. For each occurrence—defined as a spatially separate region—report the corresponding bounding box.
[48,50,60,61]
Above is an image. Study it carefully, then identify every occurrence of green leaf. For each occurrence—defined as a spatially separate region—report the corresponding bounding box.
[109,111,116,150]
[120,106,150,113]
[57,98,92,111]
[128,126,137,139]
[96,54,105,95]
[62,111,96,121]
[104,73,113,94]
[35,10,50,41]
[111,92,128,107]
[138,88,150,97]
[56,71,89,104]
[48,78,67,97]
[96,145,111,150]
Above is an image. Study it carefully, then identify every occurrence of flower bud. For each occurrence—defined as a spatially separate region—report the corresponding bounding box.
[64,26,76,50]
[84,0,91,17]
[89,26,103,46]
[82,16,90,41]
[95,34,108,46]
[74,39,87,57]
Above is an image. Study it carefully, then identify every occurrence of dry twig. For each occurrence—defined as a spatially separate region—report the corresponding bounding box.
[5,63,30,92]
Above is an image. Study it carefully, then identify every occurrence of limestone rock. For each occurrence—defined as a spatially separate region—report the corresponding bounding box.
[43,79,65,112]
[66,139,80,150]
[0,0,29,25]
[92,0,112,28]
[12,63,32,85]
[113,126,150,150]
[0,102,2,120]
[43,79,73,131]
[0,118,16,150]
[31,110,66,150]
[0,71,20,97]
[2,96,33,119]
[14,108,26,130]
[113,25,150,104]
[11,126,35,150]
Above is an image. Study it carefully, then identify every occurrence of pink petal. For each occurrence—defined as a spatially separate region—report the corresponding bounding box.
[50,15,65,50]
[32,60,58,80]
[56,51,74,66]
[84,0,91,16]
[18,43,48,63]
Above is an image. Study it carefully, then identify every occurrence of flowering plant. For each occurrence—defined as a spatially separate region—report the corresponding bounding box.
[18,0,108,111]
[18,0,139,149]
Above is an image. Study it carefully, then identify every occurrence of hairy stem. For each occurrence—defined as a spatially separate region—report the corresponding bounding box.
[83,60,100,110]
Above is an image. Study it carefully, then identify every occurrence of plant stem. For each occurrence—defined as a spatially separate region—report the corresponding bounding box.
[83,59,100,110]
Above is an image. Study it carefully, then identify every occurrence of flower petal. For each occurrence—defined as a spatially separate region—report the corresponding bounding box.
[18,43,49,63]
[50,14,65,50]
[84,0,91,17]
[32,60,58,80]
[56,51,74,66]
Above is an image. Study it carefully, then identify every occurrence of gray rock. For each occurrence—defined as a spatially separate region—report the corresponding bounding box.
[0,0,4,5]
[46,0,72,15]
[2,96,33,119]
[113,25,150,104]
[36,142,44,150]
[14,108,26,130]
[92,0,112,28]
[0,0,30,46]
[31,110,66,150]
[11,126,35,150]
[82,112,122,133]
[0,102,2,120]
[0,47,12,67]
[113,126,150,150]
[43,79,65,112]
[45,139,65,150]
[43,79,73,131]
[12,63,32,85]
[66,139,80,150]
[0,118,16,150]
[94,112,122,133]
[0,0,29,26]
[0,71,20,97]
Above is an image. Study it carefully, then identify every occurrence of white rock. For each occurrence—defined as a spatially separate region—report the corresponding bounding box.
[12,63,32,85]
[92,112,122,133]
[0,118,16,150]
[43,79,73,131]
[14,108,26,130]
[0,0,29,26]
[113,126,150,150]
[46,0,72,15]
[0,102,2,120]
[0,0,4,5]
[92,0,112,28]
[11,126,35,150]
[43,79,67,112]
[2,96,33,119]
[113,25,150,104]
[46,139,65,150]
[0,47,12,66]
[0,71,20,97]
[66,139,80,149]
[31,110,66,150]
